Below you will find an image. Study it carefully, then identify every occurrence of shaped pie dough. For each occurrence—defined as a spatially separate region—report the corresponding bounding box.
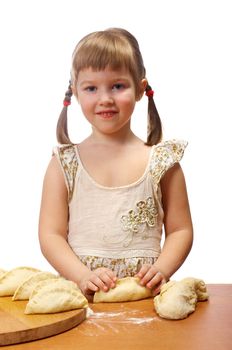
[25,278,88,314]
[93,277,152,303]
[0,269,6,276]
[0,266,40,296]
[12,271,58,300]
[154,277,208,320]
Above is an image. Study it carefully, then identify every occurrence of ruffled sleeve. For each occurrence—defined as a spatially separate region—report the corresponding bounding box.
[53,144,78,202]
[150,140,187,184]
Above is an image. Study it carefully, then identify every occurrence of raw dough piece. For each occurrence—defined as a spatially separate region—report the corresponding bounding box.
[180,277,209,301]
[154,277,208,320]
[93,277,152,303]
[0,267,40,296]
[25,278,88,314]
[12,271,58,300]
[29,277,78,294]
[0,269,6,276]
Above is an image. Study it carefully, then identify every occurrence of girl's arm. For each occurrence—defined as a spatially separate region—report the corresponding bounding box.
[136,163,193,293]
[38,156,116,296]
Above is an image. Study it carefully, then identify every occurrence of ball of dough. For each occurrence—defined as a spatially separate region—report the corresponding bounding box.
[154,277,208,320]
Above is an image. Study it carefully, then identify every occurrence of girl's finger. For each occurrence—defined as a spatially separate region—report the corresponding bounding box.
[88,274,109,291]
[98,272,116,289]
[95,268,117,288]
[146,273,162,288]
[85,280,99,293]
[151,279,166,296]
[104,269,117,283]
[139,267,160,286]
[135,264,151,279]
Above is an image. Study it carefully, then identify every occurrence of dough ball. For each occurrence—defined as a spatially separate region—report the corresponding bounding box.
[154,277,208,320]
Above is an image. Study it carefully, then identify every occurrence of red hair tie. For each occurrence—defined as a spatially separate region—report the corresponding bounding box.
[145,89,154,98]
[63,80,72,107]
[63,99,71,107]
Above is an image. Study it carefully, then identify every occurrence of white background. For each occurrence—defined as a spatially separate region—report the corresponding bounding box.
[0,0,231,283]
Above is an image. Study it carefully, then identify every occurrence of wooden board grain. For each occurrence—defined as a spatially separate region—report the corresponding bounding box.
[0,297,86,346]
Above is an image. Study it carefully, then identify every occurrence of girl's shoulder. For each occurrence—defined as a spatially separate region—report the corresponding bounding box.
[150,139,188,183]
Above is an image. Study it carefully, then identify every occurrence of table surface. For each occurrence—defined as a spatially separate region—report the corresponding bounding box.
[2,284,232,350]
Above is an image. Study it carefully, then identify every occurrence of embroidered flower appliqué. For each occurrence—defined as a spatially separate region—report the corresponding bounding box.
[120,197,158,246]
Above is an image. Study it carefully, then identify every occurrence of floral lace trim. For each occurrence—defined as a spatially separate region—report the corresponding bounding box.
[79,255,156,278]
[57,145,78,202]
[150,140,187,184]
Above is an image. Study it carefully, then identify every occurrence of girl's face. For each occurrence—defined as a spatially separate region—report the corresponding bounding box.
[74,67,146,136]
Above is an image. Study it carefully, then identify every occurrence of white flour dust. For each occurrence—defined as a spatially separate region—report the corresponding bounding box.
[80,307,159,336]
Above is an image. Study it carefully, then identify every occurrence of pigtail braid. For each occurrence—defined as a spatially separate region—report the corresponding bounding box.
[56,81,73,144]
[145,84,162,146]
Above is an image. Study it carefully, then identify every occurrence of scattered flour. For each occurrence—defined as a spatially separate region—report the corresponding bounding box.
[80,307,159,336]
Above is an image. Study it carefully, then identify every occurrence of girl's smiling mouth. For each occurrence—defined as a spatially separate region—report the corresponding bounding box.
[97,110,118,119]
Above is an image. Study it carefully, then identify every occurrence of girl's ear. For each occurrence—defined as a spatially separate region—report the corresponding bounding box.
[136,78,147,101]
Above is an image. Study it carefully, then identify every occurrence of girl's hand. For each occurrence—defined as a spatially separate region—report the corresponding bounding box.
[135,264,167,296]
[79,267,117,298]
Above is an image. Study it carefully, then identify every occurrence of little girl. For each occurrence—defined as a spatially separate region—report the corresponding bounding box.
[39,28,193,299]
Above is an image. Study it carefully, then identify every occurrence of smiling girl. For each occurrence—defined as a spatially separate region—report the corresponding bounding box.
[38,28,193,299]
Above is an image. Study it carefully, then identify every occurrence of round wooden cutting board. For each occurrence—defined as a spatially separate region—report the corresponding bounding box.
[0,297,86,346]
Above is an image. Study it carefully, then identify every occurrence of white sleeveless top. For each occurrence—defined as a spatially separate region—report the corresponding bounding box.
[54,140,187,270]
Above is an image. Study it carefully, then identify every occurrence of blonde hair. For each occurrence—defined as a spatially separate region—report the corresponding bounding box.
[56,28,162,145]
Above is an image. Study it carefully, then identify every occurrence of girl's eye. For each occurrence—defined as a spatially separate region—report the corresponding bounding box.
[85,86,97,92]
[112,83,125,90]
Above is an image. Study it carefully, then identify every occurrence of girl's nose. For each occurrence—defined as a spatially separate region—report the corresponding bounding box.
[99,90,114,105]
